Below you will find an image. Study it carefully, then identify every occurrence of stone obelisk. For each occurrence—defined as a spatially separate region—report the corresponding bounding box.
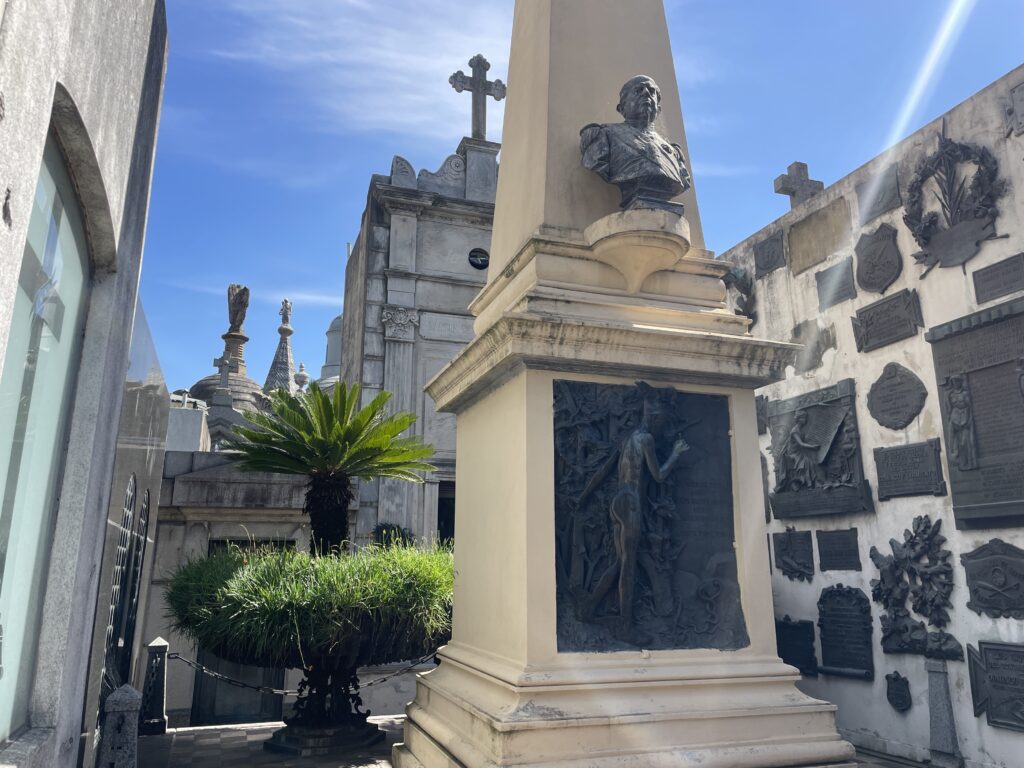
[393,2,855,766]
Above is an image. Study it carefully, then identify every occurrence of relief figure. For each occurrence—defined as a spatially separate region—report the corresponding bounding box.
[945,375,977,471]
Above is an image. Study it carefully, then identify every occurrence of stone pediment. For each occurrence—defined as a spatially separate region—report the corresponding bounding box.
[417,154,466,197]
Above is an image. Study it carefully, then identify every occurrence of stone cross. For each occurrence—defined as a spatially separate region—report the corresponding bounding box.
[449,54,506,141]
[213,353,231,389]
[774,161,824,208]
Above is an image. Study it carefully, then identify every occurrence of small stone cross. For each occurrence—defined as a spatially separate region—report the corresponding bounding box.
[213,353,231,389]
[774,161,824,208]
[449,54,506,141]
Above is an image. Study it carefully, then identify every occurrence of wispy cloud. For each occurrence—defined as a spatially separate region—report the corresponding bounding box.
[165,280,342,309]
[209,0,514,142]
[692,161,757,178]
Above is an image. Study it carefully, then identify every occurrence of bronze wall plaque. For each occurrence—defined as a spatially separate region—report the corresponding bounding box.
[973,252,1024,305]
[788,197,852,275]
[776,615,817,677]
[867,362,927,430]
[816,528,861,571]
[886,671,912,712]
[969,641,1024,733]
[815,257,857,311]
[754,231,786,279]
[767,379,874,519]
[961,539,1024,619]
[852,289,924,353]
[817,584,874,680]
[552,380,748,652]
[874,440,947,500]
[856,165,901,225]
[926,297,1024,528]
[773,528,814,582]
[855,223,903,294]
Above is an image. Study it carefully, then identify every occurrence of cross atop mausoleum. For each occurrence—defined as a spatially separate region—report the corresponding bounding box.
[449,54,506,140]
[774,161,824,208]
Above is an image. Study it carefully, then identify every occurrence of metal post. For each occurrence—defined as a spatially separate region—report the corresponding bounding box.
[138,637,168,735]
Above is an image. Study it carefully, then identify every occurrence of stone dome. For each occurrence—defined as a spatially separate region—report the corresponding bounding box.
[189,371,268,413]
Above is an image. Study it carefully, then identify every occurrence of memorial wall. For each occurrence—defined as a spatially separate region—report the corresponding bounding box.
[724,63,1024,767]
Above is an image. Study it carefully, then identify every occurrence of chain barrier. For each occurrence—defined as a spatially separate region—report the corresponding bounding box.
[167,652,436,697]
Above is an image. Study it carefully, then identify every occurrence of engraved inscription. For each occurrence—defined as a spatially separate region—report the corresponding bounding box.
[874,440,947,500]
[867,363,927,430]
[815,257,856,311]
[816,528,861,571]
[974,253,1024,305]
[817,584,874,680]
[776,615,817,677]
[969,642,1024,733]
[852,289,923,353]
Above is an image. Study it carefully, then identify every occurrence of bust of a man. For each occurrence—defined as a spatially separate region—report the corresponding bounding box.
[580,75,691,214]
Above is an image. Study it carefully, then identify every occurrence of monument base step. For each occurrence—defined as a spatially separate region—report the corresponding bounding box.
[392,653,857,768]
[262,721,384,757]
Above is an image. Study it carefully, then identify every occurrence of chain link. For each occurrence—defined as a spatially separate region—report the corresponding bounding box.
[167,652,436,697]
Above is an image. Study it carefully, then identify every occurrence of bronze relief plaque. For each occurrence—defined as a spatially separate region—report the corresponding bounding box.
[773,527,814,582]
[874,440,947,500]
[754,231,786,279]
[867,362,927,430]
[855,223,903,294]
[973,252,1024,305]
[776,615,817,677]
[816,528,861,571]
[961,539,1024,619]
[552,380,748,652]
[969,642,1024,733]
[926,297,1024,528]
[851,289,924,353]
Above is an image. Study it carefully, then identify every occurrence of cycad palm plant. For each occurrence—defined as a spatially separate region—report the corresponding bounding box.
[226,382,435,553]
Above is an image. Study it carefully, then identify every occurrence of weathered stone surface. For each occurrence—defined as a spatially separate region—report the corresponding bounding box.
[788,197,852,275]
[754,230,786,279]
[789,320,836,374]
[856,165,901,225]
[97,685,142,768]
[768,380,874,519]
[553,380,747,652]
[926,659,963,767]
[776,615,818,677]
[973,252,1024,304]
[855,223,903,294]
[816,528,861,571]
[815,257,856,311]
[926,297,1024,528]
[969,641,1024,733]
[817,585,874,680]
[874,440,947,500]
[851,289,923,353]
[867,362,927,430]
[773,528,814,582]
[961,539,1024,619]
[886,671,912,712]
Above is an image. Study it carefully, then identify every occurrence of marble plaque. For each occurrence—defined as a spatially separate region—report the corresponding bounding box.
[968,641,1024,733]
[817,585,874,680]
[816,528,861,571]
[868,362,927,430]
[418,312,475,343]
[776,616,818,677]
[773,528,814,582]
[926,297,1024,528]
[754,231,786,279]
[815,257,856,311]
[961,539,1024,619]
[973,253,1024,305]
[788,197,852,276]
[851,289,923,353]
[768,380,874,519]
[856,165,901,225]
[874,440,947,501]
[855,223,903,294]
[552,380,748,652]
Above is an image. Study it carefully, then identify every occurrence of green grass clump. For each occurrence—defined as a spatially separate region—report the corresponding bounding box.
[166,544,453,671]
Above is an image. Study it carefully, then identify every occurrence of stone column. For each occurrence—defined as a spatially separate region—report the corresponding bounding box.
[926,659,964,768]
[379,305,419,531]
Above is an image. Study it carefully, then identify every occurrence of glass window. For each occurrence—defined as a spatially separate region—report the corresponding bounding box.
[0,134,90,742]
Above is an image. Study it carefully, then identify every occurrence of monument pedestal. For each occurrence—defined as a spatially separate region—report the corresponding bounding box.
[393,215,855,768]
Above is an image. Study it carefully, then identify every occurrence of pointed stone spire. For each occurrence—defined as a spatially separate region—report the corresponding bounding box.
[263,299,296,394]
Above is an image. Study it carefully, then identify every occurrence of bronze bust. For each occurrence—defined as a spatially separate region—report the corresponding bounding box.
[580,75,691,214]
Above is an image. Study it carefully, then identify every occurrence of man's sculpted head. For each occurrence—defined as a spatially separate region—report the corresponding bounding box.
[617,75,661,126]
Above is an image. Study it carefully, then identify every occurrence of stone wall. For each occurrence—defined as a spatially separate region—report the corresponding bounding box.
[0,1,167,765]
[723,63,1024,768]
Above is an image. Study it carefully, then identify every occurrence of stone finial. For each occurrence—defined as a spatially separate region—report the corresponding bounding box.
[449,54,506,140]
[295,363,309,392]
[774,162,824,208]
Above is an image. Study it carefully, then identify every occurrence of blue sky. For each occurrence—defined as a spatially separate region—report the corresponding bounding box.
[141,0,1024,392]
